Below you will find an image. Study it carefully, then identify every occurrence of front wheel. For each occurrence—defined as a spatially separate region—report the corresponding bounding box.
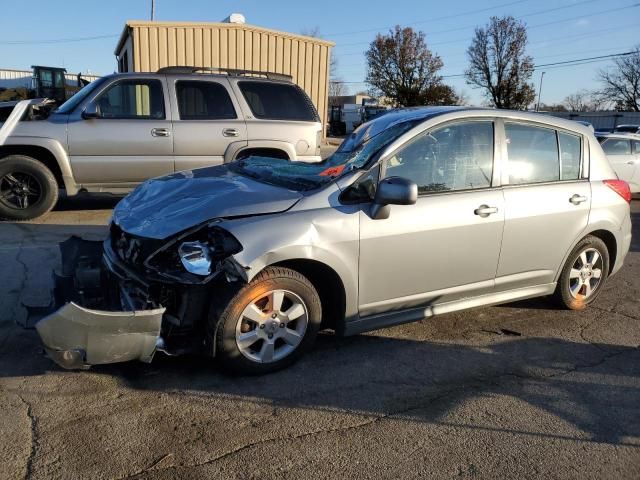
[553,235,610,310]
[0,155,58,220]
[208,267,322,375]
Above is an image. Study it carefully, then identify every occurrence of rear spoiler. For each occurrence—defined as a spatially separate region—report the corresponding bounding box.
[0,98,55,146]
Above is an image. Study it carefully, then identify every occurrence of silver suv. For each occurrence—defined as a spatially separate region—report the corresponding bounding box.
[36,107,632,375]
[0,68,323,220]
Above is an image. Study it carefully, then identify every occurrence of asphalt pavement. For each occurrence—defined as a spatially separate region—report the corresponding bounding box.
[0,192,638,479]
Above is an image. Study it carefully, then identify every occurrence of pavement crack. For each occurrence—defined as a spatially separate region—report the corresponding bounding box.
[16,394,38,480]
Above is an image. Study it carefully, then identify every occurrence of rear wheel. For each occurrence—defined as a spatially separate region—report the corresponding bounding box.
[0,155,58,220]
[208,267,322,375]
[553,235,609,310]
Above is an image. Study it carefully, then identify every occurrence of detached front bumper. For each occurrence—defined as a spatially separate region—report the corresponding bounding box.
[36,302,165,369]
[35,237,166,370]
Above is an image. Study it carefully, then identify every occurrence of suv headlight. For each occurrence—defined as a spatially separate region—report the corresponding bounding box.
[145,225,243,283]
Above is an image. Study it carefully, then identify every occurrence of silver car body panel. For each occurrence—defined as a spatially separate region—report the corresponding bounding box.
[596,133,640,192]
[36,302,165,369]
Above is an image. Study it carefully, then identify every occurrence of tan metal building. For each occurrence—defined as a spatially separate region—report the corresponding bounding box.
[115,20,334,131]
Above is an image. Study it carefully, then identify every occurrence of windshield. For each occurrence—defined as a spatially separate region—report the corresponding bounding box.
[55,77,108,114]
[228,120,422,191]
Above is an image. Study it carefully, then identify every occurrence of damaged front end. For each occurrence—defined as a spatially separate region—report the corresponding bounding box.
[37,223,247,370]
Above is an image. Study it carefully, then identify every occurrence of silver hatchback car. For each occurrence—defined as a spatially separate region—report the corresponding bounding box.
[36,107,632,374]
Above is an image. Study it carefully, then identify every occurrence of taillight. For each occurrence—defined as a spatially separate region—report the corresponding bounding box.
[603,179,632,203]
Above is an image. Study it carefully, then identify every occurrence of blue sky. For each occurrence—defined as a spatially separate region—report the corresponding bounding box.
[1,0,638,105]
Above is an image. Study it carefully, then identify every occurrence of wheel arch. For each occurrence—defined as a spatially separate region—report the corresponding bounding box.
[270,258,346,331]
[555,228,619,282]
[0,138,78,194]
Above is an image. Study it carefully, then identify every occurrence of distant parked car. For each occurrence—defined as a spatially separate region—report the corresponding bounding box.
[0,67,323,220]
[613,125,640,134]
[36,107,632,374]
[597,133,640,192]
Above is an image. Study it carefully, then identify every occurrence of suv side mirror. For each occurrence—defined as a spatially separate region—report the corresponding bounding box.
[370,176,418,220]
[81,102,100,119]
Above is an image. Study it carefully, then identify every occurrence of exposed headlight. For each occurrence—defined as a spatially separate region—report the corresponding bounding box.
[178,241,213,276]
[145,225,243,283]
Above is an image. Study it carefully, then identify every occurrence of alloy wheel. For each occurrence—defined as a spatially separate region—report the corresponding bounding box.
[568,247,604,299]
[235,289,309,363]
[0,172,42,210]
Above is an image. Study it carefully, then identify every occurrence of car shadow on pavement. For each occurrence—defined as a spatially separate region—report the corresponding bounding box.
[54,192,122,212]
[3,321,637,448]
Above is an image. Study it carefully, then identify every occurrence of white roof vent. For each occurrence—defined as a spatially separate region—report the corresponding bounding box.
[222,13,246,24]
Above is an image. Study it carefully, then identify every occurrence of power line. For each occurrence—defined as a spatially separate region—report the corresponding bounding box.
[0,34,119,45]
[330,51,636,84]
[338,3,640,57]
[324,0,532,37]
[336,0,604,48]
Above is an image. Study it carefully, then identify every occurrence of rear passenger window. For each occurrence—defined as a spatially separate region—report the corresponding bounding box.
[505,123,559,184]
[601,139,632,155]
[633,140,640,154]
[558,132,581,180]
[238,81,319,121]
[176,81,236,120]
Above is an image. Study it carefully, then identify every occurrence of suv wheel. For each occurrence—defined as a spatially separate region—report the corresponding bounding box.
[0,155,58,220]
[208,267,321,375]
[554,235,609,310]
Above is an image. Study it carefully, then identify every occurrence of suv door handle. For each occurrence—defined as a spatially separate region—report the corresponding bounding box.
[222,128,239,137]
[626,160,635,165]
[474,205,498,217]
[151,128,170,137]
[569,194,588,205]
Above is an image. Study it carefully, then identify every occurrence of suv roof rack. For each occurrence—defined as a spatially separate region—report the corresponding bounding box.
[157,66,293,81]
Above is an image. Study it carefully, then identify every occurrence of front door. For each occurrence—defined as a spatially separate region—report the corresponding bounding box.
[358,120,504,317]
[67,77,173,185]
[170,79,247,172]
[495,122,590,290]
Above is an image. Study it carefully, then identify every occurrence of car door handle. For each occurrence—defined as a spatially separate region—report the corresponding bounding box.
[569,194,588,205]
[626,160,635,165]
[151,128,170,137]
[474,205,498,217]
[222,128,239,137]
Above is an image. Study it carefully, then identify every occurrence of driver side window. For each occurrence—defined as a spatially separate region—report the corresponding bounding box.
[384,121,494,194]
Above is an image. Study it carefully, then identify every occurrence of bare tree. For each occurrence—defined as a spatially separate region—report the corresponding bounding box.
[465,16,535,109]
[365,26,460,106]
[596,46,640,112]
[563,90,603,112]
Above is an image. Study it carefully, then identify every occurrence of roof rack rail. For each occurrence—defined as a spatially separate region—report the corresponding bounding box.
[156,66,293,81]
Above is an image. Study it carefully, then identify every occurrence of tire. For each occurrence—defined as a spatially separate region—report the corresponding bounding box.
[553,235,610,310]
[0,155,58,220]
[208,267,322,375]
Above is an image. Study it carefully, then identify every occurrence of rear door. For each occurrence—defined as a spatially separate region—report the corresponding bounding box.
[600,137,636,185]
[67,77,173,185]
[495,121,590,291]
[170,78,247,172]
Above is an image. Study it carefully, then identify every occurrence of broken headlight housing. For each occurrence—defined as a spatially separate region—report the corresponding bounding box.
[144,225,243,284]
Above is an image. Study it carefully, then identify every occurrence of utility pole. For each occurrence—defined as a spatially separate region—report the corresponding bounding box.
[535,71,546,112]
[151,0,155,21]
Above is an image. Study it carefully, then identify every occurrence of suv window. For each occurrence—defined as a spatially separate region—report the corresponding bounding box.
[384,121,494,194]
[95,79,165,119]
[633,140,640,154]
[601,138,632,155]
[505,123,559,184]
[238,81,318,122]
[176,81,237,120]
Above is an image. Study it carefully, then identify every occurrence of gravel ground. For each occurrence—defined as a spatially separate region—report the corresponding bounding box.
[0,191,638,479]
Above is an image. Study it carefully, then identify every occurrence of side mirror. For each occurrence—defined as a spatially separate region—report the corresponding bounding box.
[370,176,418,220]
[81,102,100,119]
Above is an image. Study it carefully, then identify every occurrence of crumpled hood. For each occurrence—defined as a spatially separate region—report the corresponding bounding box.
[112,165,302,239]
